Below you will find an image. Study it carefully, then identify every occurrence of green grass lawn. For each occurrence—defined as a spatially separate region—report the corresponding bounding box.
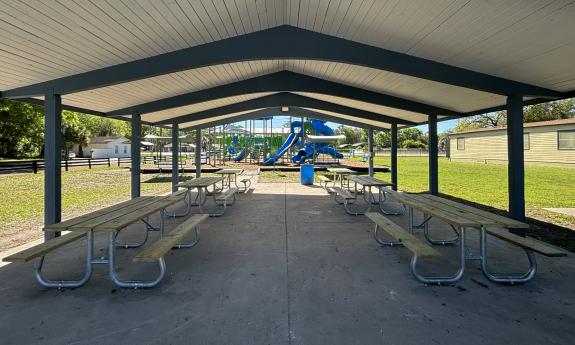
[369,157,575,227]
[0,167,174,250]
[260,157,575,228]
[0,167,173,226]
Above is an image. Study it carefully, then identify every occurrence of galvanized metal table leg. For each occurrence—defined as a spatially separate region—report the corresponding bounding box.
[199,186,231,217]
[373,223,402,246]
[172,224,201,249]
[479,227,537,284]
[344,186,371,215]
[410,227,466,285]
[35,232,94,289]
[107,232,166,289]
[114,218,154,249]
[423,220,459,246]
[164,188,193,217]
[378,188,402,215]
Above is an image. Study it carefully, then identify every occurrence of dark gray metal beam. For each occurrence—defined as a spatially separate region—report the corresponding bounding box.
[390,124,398,190]
[2,26,562,99]
[367,128,374,177]
[11,97,162,127]
[428,115,438,196]
[108,71,459,117]
[131,114,141,199]
[182,107,385,130]
[18,97,107,116]
[506,94,526,234]
[44,92,62,240]
[195,128,201,177]
[158,93,412,126]
[171,123,179,192]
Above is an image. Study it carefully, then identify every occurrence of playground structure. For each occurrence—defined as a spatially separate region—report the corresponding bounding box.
[204,116,344,167]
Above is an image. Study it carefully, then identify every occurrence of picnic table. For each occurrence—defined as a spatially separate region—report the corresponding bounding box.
[174,176,230,217]
[3,194,204,289]
[214,169,244,190]
[339,175,397,215]
[327,167,356,189]
[382,191,567,284]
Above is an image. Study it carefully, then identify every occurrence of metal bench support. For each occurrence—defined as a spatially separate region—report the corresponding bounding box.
[35,232,94,289]
[479,228,537,284]
[410,227,466,285]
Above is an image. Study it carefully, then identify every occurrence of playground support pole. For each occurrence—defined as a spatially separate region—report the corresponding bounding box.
[44,91,62,240]
[171,123,179,193]
[131,113,141,200]
[195,128,201,177]
[368,127,374,177]
[428,115,438,196]
[507,94,526,235]
[391,124,398,191]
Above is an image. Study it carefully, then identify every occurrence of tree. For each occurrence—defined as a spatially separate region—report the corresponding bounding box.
[334,125,364,145]
[77,113,130,137]
[0,100,44,158]
[398,128,427,149]
[453,98,574,132]
[375,130,391,148]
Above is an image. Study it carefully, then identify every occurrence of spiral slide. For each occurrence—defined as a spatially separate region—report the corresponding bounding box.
[261,132,300,165]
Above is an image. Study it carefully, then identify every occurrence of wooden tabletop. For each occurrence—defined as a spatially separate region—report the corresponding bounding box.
[387,192,528,229]
[327,168,356,174]
[178,176,224,188]
[346,175,394,187]
[214,169,243,175]
[44,194,186,233]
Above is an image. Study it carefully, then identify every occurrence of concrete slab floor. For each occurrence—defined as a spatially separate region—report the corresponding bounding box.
[0,182,574,345]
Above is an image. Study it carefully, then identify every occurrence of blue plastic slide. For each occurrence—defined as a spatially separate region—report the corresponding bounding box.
[262,132,300,165]
[291,145,314,164]
[227,146,237,155]
[232,148,247,162]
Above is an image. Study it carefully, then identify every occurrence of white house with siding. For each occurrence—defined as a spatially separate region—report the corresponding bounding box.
[448,118,575,167]
[74,136,131,159]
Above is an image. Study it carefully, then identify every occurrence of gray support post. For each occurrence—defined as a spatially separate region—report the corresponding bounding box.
[301,117,305,147]
[171,123,179,192]
[507,94,526,234]
[195,128,201,177]
[391,124,398,191]
[368,127,374,177]
[44,92,62,240]
[131,114,141,199]
[428,114,438,195]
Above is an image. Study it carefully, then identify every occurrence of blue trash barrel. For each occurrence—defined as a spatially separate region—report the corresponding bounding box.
[300,164,314,185]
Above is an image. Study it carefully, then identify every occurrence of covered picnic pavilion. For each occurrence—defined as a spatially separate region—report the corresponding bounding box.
[0,1,574,344]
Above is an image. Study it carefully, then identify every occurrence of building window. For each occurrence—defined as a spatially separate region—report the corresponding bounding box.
[524,133,530,150]
[115,145,119,154]
[558,130,575,150]
[456,137,465,150]
[123,146,127,154]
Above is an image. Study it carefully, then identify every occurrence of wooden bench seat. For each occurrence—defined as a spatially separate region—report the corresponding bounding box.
[332,186,354,200]
[238,177,252,192]
[365,212,440,258]
[485,227,567,257]
[3,231,88,263]
[317,175,331,188]
[134,214,208,262]
[215,187,238,202]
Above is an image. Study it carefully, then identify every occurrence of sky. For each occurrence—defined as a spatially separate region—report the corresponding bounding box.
[232,115,458,134]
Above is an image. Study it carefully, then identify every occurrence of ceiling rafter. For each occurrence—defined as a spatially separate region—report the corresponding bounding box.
[180,107,387,130]
[2,26,563,99]
[107,71,459,117]
[155,92,415,126]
